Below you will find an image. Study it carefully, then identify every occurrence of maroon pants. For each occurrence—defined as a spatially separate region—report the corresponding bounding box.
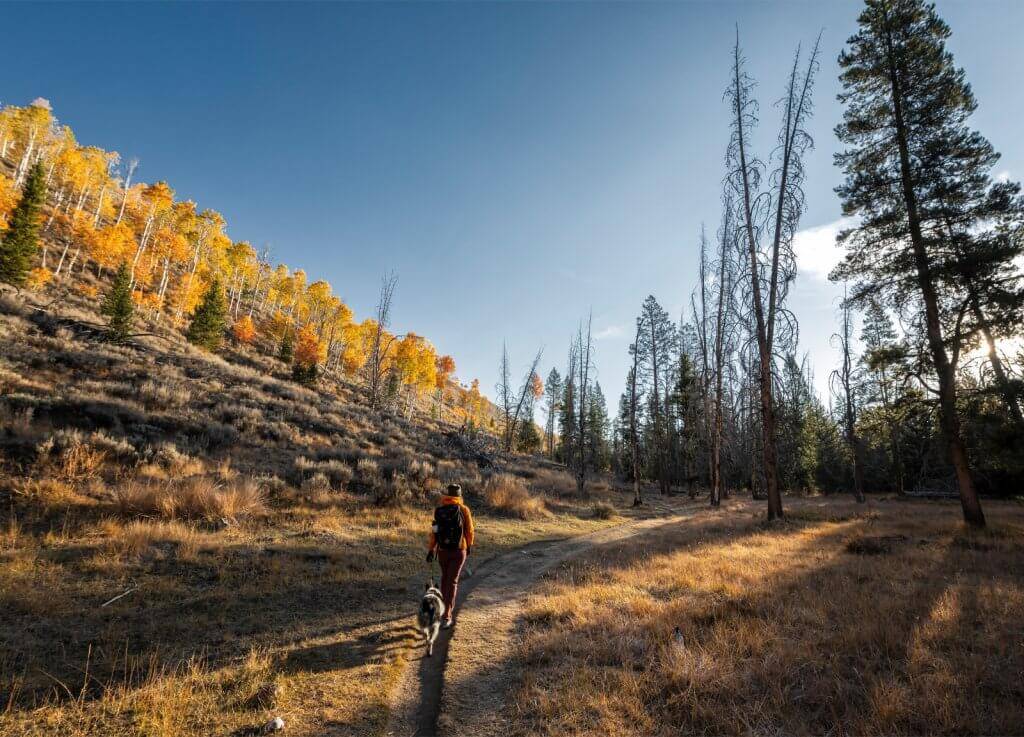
[437,548,467,617]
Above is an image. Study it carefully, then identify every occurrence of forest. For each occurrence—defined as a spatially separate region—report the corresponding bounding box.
[495,4,1024,530]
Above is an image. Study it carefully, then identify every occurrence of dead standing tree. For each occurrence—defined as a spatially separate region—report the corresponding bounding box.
[725,30,820,521]
[567,315,594,496]
[368,272,398,409]
[496,344,545,453]
[710,200,739,507]
[831,289,867,503]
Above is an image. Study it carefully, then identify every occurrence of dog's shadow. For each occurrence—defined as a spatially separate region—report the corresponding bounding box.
[280,623,419,675]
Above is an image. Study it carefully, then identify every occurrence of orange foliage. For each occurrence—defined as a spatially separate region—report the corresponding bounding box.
[294,325,326,367]
[530,372,544,400]
[233,315,257,344]
[436,354,456,389]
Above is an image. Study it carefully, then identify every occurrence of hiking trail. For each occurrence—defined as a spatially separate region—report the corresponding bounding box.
[383,498,691,737]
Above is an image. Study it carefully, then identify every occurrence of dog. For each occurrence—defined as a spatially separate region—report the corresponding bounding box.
[417,581,446,656]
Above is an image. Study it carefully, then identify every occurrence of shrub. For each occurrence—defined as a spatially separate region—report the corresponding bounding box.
[531,468,579,498]
[105,519,200,560]
[482,474,549,519]
[35,429,107,481]
[115,477,266,521]
[301,472,331,493]
[592,501,616,520]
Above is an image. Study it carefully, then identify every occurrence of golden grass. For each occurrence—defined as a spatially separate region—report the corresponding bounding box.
[508,498,1024,737]
[1,464,623,737]
[483,475,550,520]
[101,519,202,560]
[113,477,266,521]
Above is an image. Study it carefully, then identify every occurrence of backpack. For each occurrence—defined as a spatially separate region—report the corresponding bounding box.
[433,504,464,550]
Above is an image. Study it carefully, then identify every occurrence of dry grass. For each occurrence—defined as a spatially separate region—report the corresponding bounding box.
[483,475,550,520]
[0,285,629,736]
[113,477,266,521]
[508,498,1024,736]
[103,519,202,559]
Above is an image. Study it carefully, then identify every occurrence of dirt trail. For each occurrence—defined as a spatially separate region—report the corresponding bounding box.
[383,500,689,737]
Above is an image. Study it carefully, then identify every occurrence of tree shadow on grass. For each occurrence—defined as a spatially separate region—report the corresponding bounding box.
[442,501,1017,737]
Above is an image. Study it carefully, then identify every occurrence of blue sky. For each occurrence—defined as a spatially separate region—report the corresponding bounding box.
[6,1,1022,409]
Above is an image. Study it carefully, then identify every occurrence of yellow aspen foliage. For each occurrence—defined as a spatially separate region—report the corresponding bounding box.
[0,99,467,406]
[233,315,257,343]
[264,310,291,342]
[92,223,136,272]
[340,322,370,375]
[25,267,53,291]
[0,174,18,230]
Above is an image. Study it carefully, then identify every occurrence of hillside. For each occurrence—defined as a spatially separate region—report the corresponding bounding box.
[0,281,639,736]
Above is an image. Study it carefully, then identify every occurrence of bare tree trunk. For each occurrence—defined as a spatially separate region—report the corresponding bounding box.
[115,158,138,226]
[710,225,731,508]
[730,38,783,520]
[833,292,866,503]
[368,273,398,409]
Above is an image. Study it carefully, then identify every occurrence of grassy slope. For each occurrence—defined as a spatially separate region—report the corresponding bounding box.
[0,285,627,736]
[506,497,1024,736]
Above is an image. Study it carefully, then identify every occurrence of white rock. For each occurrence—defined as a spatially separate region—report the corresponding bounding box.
[264,716,285,733]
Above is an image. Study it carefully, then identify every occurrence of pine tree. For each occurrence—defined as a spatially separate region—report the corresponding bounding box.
[0,163,46,287]
[586,382,611,471]
[832,0,1010,526]
[101,262,134,344]
[187,279,228,351]
[639,296,679,495]
[542,367,563,459]
[278,328,294,363]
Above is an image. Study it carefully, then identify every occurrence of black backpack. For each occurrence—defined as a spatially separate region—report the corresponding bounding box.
[434,504,464,550]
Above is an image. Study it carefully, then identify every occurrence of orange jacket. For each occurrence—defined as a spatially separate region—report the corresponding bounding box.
[428,496,475,551]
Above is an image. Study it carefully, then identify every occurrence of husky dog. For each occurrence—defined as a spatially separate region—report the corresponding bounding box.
[417,581,446,656]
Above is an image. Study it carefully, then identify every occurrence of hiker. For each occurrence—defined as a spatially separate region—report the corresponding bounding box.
[426,483,474,628]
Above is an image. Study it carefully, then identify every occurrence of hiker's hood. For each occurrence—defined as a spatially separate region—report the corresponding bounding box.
[439,495,463,505]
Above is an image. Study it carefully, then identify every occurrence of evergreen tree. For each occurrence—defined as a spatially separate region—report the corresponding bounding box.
[101,262,134,344]
[542,367,563,459]
[0,163,46,287]
[278,328,294,363]
[638,296,679,494]
[516,417,542,454]
[832,0,1010,526]
[586,382,611,471]
[187,279,228,351]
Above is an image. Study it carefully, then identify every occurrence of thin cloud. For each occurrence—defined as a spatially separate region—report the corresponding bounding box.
[793,217,857,281]
[594,325,624,340]
[995,169,1012,183]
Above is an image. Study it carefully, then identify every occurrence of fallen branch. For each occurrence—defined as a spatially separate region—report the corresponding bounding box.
[100,585,139,608]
